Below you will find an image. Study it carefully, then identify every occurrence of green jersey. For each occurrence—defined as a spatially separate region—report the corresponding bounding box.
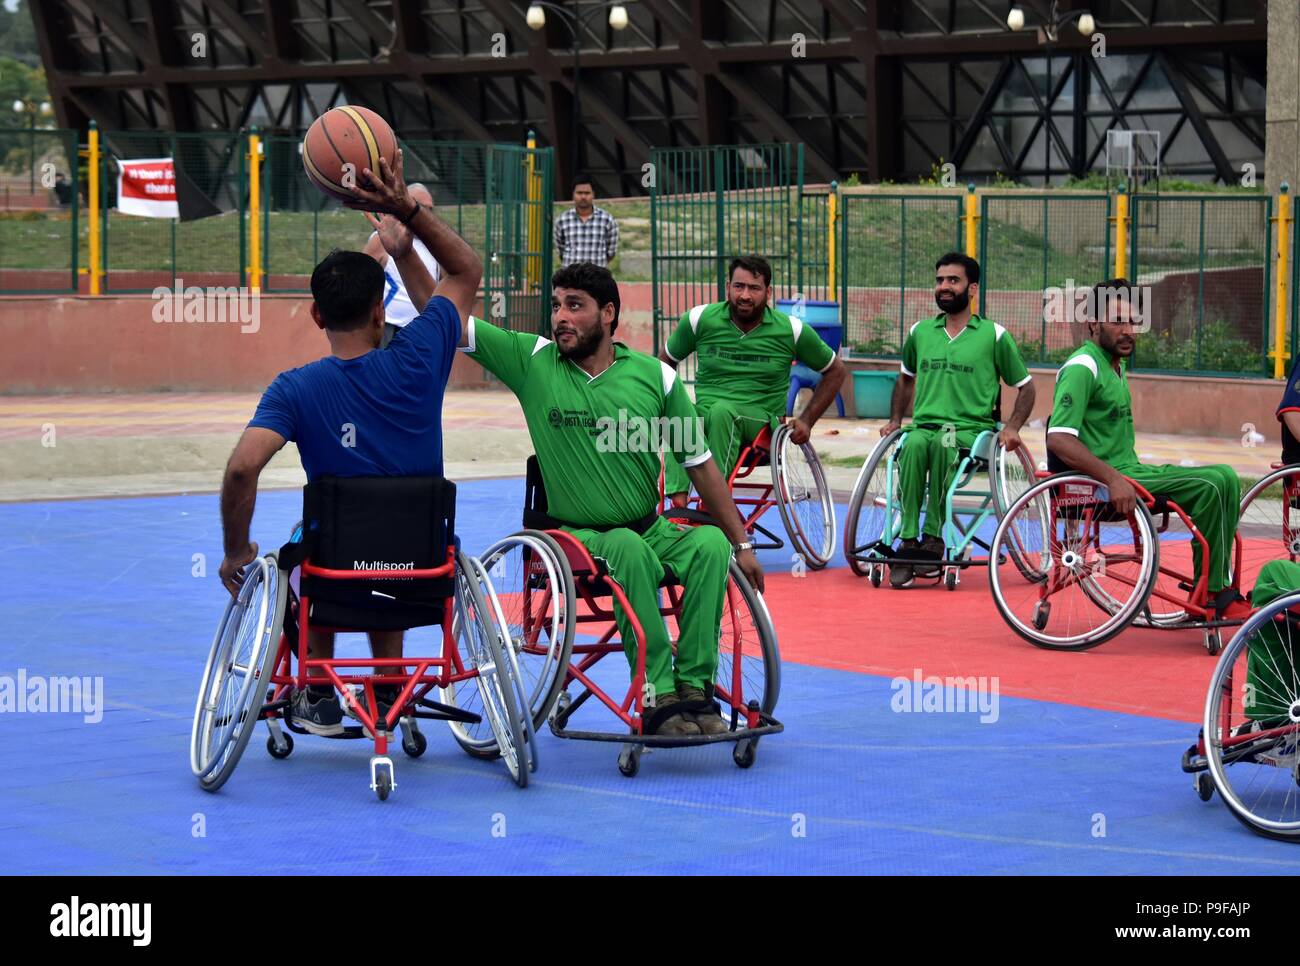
[462,317,712,527]
[900,312,1031,431]
[664,301,836,414]
[1048,339,1137,470]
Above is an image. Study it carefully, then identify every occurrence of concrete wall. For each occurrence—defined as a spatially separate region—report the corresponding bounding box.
[1268,0,1298,194]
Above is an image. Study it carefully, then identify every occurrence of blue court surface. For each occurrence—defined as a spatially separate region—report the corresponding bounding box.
[2,479,1298,874]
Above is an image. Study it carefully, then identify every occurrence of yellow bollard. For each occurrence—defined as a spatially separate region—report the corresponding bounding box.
[964,184,979,313]
[525,130,540,290]
[827,182,837,296]
[1113,185,1128,279]
[248,129,261,292]
[88,122,101,295]
[1275,183,1291,379]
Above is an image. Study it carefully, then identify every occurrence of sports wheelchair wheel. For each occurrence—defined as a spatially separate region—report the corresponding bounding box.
[1203,591,1300,841]
[771,423,835,569]
[843,428,904,576]
[445,550,533,787]
[990,441,1048,582]
[478,530,576,730]
[191,553,287,792]
[989,474,1159,650]
[711,558,781,724]
[1237,465,1300,591]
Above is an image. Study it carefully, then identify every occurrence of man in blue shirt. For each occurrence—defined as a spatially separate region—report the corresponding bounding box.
[218,150,479,736]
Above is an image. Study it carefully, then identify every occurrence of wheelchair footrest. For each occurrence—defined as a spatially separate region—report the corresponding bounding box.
[548,714,784,748]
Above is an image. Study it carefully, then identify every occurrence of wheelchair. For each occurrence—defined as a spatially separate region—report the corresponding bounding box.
[1237,461,1300,586]
[190,476,535,801]
[843,423,1037,589]
[469,457,783,777]
[987,455,1246,653]
[1182,590,1300,841]
[681,422,836,570]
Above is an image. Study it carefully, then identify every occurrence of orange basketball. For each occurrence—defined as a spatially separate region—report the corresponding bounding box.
[302,106,397,202]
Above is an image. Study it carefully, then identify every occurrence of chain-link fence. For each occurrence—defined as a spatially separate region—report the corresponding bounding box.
[100,130,245,293]
[1128,194,1272,375]
[839,192,963,358]
[979,193,1112,366]
[0,127,80,293]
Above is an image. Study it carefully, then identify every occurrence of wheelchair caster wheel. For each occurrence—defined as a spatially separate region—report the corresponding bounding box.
[401,729,427,758]
[733,739,757,769]
[1033,600,1050,631]
[266,732,293,759]
[1205,629,1221,656]
[618,744,641,778]
[370,756,395,802]
[869,564,883,588]
[943,569,958,591]
[1195,772,1214,801]
[550,691,572,724]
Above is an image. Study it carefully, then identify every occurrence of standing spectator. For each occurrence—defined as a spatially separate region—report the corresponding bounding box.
[52,173,72,207]
[554,173,618,267]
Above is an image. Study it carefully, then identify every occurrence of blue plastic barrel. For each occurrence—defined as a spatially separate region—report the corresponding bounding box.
[776,299,842,354]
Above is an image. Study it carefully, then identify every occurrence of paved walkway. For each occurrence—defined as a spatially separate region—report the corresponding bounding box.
[0,389,1287,502]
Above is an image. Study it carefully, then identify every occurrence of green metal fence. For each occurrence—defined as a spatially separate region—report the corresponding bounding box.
[483,142,554,336]
[1128,194,1272,375]
[100,130,245,293]
[650,143,808,371]
[0,126,80,294]
[979,193,1112,366]
[798,183,834,302]
[839,192,963,358]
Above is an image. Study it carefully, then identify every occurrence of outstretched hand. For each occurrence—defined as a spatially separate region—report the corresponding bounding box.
[343,151,413,216]
[363,209,414,260]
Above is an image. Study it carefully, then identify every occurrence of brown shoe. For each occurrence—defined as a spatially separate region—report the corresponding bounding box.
[677,685,728,735]
[646,691,701,737]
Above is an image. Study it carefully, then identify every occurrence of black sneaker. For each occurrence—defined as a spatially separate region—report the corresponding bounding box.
[890,539,919,588]
[344,685,402,738]
[290,688,344,736]
[916,535,945,578]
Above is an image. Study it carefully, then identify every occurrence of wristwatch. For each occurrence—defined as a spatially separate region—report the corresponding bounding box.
[733,541,755,553]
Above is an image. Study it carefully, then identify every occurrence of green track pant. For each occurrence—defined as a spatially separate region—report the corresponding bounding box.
[897,426,980,542]
[561,515,732,698]
[1244,558,1300,722]
[1123,462,1239,593]
[665,399,774,496]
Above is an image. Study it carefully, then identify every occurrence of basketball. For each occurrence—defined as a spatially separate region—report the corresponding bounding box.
[301,105,397,202]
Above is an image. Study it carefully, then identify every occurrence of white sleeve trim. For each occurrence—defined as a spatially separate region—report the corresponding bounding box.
[1058,354,1098,379]
[1013,373,1033,388]
[790,314,805,349]
[1046,426,1080,437]
[993,322,1007,341]
[818,354,836,373]
[900,362,915,376]
[683,448,713,469]
[532,335,552,356]
[458,315,478,353]
[660,360,678,395]
[663,345,680,363]
[909,319,924,336]
[688,304,707,333]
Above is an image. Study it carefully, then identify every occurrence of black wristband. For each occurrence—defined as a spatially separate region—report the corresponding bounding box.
[399,199,421,224]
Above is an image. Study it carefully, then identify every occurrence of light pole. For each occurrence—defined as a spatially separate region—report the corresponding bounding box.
[1007,3,1096,185]
[525,2,631,187]
[11,98,52,193]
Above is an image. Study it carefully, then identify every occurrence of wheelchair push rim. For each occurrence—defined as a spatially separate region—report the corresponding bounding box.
[843,428,904,576]
[771,423,836,570]
[1236,464,1300,592]
[988,474,1159,650]
[191,554,286,791]
[478,530,577,731]
[1203,591,1300,841]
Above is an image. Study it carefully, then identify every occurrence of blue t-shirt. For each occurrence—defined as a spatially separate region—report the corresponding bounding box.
[1280,354,1300,463]
[249,295,459,481]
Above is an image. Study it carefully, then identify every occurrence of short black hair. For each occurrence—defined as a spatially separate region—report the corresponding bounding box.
[728,255,772,288]
[571,173,594,191]
[310,249,385,332]
[935,252,980,285]
[552,262,621,334]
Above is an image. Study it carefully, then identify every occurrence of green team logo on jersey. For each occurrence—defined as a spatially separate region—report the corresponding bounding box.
[1060,392,1074,409]
[548,407,563,428]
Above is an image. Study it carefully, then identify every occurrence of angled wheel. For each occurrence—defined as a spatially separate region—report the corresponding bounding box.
[771,423,835,569]
[711,558,781,729]
[446,550,531,786]
[988,474,1158,650]
[477,530,576,732]
[990,440,1048,582]
[843,428,905,576]
[191,554,287,792]
[1203,591,1300,841]
[1237,464,1300,591]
